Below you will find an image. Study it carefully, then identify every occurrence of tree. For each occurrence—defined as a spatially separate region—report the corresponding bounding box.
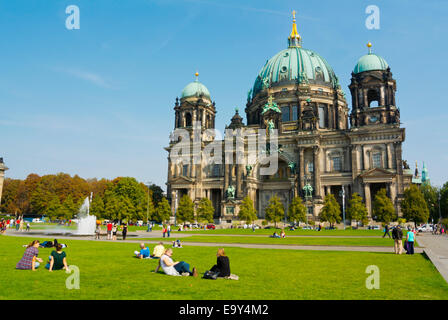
[287,196,307,224]
[265,195,284,228]
[45,195,62,221]
[176,195,195,224]
[440,182,448,219]
[346,193,368,226]
[155,198,171,223]
[238,196,257,224]
[402,184,430,228]
[372,188,396,224]
[197,198,215,223]
[420,183,439,222]
[61,195,78,220]
[90,195,105,219]
[319,194,341,228]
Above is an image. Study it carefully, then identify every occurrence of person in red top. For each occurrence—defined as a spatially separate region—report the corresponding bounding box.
[107,222,113,240]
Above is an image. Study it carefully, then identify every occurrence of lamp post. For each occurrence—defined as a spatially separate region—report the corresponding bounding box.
[439,191,442,224]
[174,190,178,226]
[339,186,346,230]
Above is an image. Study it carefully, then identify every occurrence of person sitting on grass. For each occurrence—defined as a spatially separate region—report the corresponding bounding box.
[154,248,198,277]
[270,232,280,238]
[172,240,183,248]
[16,240,43,271]
[134,243,151,259]
[208,248,230,278]
[151,242,165,259]
[46,243,69,272]
[280,229,286,238]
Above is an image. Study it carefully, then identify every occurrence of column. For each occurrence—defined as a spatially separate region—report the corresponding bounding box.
[325,186,331,196]
[363,183,372,218]
[386,143,393,169]
[299,148,305,191]
[313,146,322,198]
[363,146,369,171]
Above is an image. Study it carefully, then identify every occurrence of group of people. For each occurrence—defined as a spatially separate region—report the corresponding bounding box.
[432,224,446,235]
[271,229,286,238]
[16,239,69,272]
[162,224,171,238]
[388,225,416,255]
[0,217,28,232]
[102,222,128,240]
[133,242,231,279]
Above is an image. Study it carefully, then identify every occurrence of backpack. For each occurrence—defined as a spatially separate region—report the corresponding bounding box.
[202,270,219,280]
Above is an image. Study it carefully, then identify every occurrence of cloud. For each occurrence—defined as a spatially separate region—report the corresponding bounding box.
[53,67,113,89]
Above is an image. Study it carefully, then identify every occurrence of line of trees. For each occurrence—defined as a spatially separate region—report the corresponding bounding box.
[0,173,166,223]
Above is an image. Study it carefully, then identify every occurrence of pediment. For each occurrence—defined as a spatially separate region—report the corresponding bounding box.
[360,167,395,178]
[170,176,194,184]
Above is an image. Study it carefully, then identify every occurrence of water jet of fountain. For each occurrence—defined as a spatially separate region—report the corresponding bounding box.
[76,196,96,235]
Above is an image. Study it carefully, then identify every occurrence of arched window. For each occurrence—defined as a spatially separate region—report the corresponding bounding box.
[367,89,380,107]
[185,112,192,127]
[318,104,327,128]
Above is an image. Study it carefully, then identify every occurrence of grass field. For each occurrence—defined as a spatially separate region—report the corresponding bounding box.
[173,228,388,237]
[141,235,416,247]
[0,235,445,300]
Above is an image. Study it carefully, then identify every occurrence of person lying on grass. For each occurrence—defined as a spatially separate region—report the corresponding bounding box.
[16,240,43,271]
[154,248,198,277]
[45,243,69,272]
[134,243,151,259]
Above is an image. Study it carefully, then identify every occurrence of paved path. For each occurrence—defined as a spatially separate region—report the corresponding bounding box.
[415,233,448,284]
[3,230,423,254]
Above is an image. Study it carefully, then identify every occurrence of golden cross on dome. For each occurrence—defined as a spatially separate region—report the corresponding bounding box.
[292,10,296,21]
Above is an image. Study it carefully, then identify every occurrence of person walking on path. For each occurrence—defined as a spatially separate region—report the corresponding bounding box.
[95,224,101,240]
[406,228,415,254]
[162,225,167,238]
[382,224,391,238]
[167,224,171,238]
[122,223,128,241]
[26,222,30,232]
[392,225,403,254]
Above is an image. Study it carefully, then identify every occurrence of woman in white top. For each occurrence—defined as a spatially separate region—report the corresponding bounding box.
[155,248,197,277]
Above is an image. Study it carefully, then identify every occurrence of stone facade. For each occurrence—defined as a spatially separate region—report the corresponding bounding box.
[165,19,412,224]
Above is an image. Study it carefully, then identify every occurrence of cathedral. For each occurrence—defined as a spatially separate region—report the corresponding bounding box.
[165,12,412,224]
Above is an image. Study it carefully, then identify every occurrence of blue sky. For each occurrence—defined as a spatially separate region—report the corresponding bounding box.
[0,0,447,190]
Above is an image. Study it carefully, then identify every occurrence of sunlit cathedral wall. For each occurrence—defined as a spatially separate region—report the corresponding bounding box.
[165,13,412,225]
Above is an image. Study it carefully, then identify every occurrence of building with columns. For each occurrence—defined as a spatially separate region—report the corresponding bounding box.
[165,13,412,224]
[0,158,8,207]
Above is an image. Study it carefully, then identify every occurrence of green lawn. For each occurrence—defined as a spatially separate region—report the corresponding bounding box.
[174,228,389,237]
[0,235,444,300]
[142,235,415,247]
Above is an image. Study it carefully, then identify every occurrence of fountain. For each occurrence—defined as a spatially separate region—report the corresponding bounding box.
[76,196,96,235]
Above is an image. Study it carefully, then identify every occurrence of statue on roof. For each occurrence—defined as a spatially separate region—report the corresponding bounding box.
[262,95,281,115]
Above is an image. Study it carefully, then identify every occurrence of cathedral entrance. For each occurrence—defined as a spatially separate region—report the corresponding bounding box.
[259,189,291,220]
[370,183,388,201]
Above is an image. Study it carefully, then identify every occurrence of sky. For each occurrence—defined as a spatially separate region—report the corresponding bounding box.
[0,0,447,190]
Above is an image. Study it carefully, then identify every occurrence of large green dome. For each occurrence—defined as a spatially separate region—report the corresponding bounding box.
[252,47,339,97]
[181,80,211,99]
[353,53,388,74]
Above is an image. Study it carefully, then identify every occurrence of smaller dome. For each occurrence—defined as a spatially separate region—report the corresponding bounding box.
[354,53,388,74]
[181,80,211,99]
